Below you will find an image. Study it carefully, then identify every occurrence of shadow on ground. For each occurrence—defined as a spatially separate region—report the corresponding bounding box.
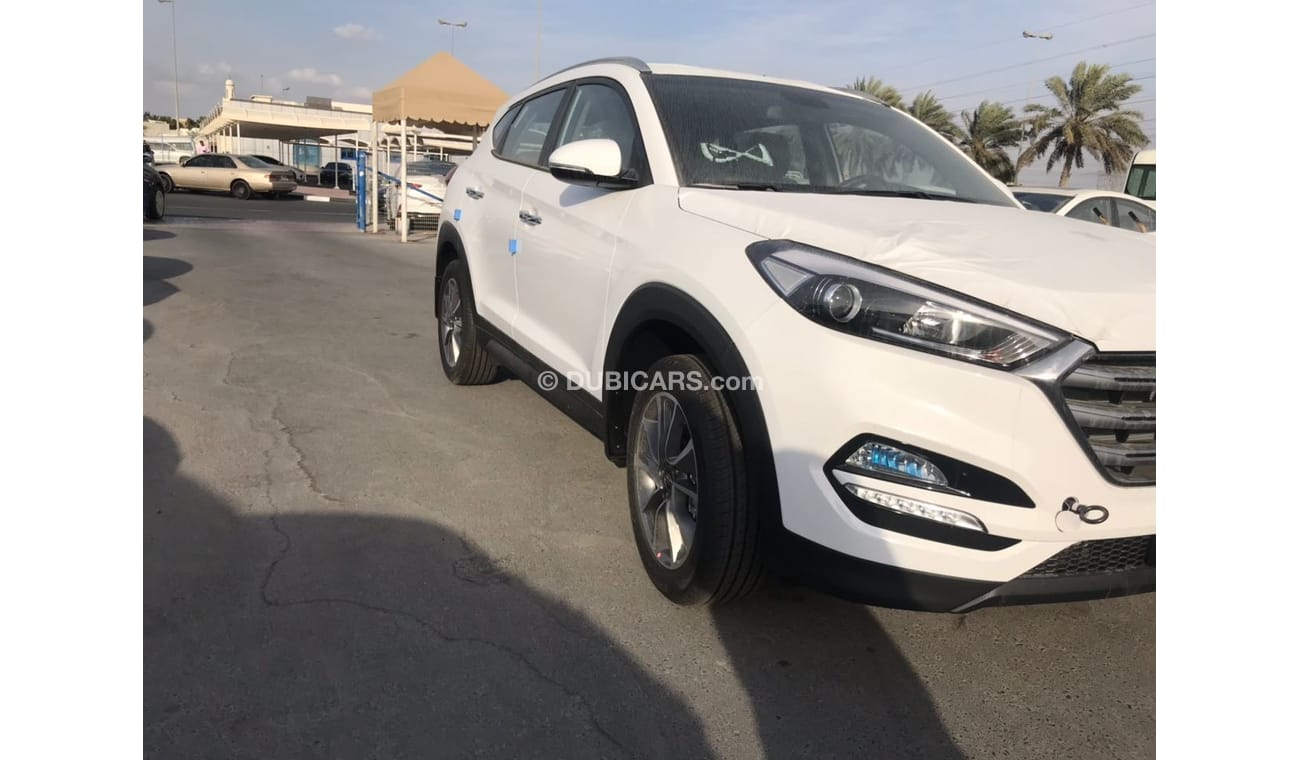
[145,414,961,758]
[144,228,176,242]
[144,256,192,307]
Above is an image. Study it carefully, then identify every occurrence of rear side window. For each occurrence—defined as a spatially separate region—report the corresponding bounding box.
[1066,197,1113,226]
[492,104,522,153]
[498,89,567,167]
[1115,200,1156,233]
[216,156,237,169]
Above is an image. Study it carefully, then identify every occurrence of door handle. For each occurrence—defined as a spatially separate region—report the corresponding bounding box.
[519,211,542,226]
[465,187,484,200]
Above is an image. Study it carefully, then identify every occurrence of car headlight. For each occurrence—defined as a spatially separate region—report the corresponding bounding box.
[747,240,1067,368]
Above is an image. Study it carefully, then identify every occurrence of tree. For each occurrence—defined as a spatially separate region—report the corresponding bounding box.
[1017,61,1149,187]
[847,76,903,108]
[907,91,958,142]
[954,101,1022,183]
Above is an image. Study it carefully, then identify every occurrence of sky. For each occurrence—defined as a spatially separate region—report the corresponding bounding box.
[142,0,1156,188]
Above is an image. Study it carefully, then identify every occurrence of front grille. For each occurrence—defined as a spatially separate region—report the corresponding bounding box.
[1060,354,1155,485]
[1025,536,1155,577]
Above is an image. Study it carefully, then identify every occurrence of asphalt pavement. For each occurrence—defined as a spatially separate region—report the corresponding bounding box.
[143,213,1155,759]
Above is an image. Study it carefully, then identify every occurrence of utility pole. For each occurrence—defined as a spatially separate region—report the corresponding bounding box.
[536,1,542,81]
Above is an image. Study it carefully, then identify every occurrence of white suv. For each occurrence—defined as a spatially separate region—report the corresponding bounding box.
[434,58,1155,612]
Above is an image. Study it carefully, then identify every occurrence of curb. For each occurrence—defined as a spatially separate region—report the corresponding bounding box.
[288,193,356,203]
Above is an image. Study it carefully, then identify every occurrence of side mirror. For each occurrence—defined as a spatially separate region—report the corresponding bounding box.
[548,139,638,189]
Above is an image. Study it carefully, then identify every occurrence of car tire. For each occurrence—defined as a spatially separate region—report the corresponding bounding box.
[626,354,763,606]
[146,187,166,221]
[437,259,498,385]
[230,180,252,200]
[158,173,174,193]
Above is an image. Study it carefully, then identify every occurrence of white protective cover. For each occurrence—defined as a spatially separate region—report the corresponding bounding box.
[677,189,1155,352]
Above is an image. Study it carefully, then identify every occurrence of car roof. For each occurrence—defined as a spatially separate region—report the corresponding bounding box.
[532,57,887,107]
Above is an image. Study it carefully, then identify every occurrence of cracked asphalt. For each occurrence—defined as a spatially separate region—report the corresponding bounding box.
[144,211,1155,759]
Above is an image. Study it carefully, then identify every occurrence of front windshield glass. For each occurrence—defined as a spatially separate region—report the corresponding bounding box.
[645,75,1015,206]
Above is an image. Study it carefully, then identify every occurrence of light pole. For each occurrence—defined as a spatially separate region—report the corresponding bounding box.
[438,19,468,56]
[1020,30,1053,184]
[158,0,181,133]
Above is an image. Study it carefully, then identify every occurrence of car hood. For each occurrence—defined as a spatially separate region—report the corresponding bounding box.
[678,189,1154,351]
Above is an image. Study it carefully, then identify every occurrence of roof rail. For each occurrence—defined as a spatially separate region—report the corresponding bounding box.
[536,57,650,83]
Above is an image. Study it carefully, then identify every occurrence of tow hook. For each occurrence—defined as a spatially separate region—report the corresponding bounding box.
[1057,497,1110,532]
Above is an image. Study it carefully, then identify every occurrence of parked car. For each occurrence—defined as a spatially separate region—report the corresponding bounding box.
[144,162,166,220]
[319,162,353,189]
[1013,187,1156,233]
[156,154,297,199]
[435,58,1156,612]
[251,154,307,185]
[384,159,456,233]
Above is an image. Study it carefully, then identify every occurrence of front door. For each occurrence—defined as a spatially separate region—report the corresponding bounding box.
[513,81,648,392]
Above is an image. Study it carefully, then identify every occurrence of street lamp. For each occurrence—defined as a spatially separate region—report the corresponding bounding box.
[438,19,468,55]
[158,0,181,134]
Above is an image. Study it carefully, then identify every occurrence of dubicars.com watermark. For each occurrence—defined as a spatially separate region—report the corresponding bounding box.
[537,370,763,393]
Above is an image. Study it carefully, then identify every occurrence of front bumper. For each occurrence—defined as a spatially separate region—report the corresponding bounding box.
[783,532,1155,612]
[739,300,1155,601]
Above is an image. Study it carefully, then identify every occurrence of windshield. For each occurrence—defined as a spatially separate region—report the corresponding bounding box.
[645,75,1015,206]
[1125,164,1155,201]
[239,155,274,168]
[1013,192,1072,213]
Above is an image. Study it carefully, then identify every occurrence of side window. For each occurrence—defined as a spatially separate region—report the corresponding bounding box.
[1115,200,1156,233]
[498,89,567,167]
[554,84,641,173]
[216,156,237,169]
[1066,198,1113,226]
[492,104,522,153]
[186,155,212,167]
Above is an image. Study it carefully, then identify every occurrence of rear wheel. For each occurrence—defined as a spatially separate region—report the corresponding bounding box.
[626,355,763,606]
[230,180,252,200]
[145,187,165,220]
[437,259,498,385]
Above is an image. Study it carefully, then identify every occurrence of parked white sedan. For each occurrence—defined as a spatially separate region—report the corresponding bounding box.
[383,159,455,233]
[1012,187,1155,233]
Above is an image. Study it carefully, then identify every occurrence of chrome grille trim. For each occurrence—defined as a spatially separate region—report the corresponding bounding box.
[1060,353,1156,486]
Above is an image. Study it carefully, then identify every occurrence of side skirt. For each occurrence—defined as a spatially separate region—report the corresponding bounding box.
[475,317,607,443]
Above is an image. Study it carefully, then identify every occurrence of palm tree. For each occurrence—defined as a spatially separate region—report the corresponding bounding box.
[847,76,903,108]
[954,101,1022,183]
[907,91,958,142]
[1018,61,1149,187]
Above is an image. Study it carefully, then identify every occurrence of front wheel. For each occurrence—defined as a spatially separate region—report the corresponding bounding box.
[145,187,165,220]
[437,259,498,385]
[230,180,252,200]
[158,174,174,193]
[626,355,763,606]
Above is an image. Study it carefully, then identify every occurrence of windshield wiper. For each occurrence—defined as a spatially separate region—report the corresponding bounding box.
[826,188,979,203]
[690,182,789,192]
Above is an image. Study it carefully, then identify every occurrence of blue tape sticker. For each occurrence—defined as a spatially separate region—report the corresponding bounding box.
[453,208,462,221]
[508,238,519,255]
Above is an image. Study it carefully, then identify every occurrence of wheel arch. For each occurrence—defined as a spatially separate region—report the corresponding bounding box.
[603,282,782,549]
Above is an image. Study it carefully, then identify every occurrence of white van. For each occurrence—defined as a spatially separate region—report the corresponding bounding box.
[1125,149,1155,202]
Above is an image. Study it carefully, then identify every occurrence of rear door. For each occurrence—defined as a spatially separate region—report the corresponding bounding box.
[210,156,239,191]
[463,87,569,335]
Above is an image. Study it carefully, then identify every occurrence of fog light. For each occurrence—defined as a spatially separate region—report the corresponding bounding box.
[845,441,948,487]
[844,483,986,532]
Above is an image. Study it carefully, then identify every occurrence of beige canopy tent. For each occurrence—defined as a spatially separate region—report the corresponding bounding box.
[373,51,509,129]
[371,52,510,241]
